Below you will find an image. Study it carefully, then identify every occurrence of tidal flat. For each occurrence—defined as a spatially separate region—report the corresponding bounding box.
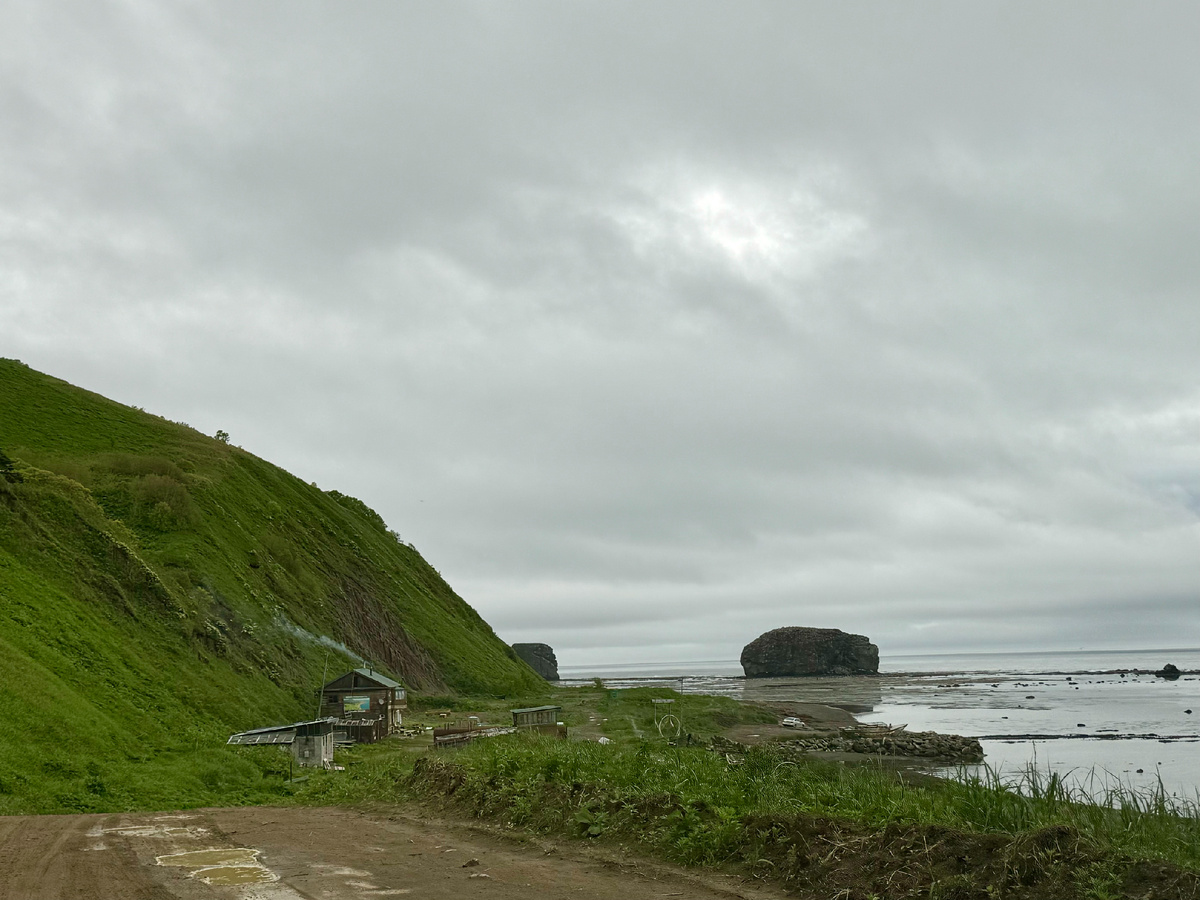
[563,648,1200,805]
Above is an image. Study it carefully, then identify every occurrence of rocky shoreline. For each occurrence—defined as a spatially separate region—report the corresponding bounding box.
[713,726,985,764]
[714,697,985,764]
[778,728,984,762]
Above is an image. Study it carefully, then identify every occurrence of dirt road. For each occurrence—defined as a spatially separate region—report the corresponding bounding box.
[0,805,789,900]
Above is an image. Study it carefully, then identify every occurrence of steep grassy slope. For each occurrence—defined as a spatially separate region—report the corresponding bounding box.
[0,358,543,813]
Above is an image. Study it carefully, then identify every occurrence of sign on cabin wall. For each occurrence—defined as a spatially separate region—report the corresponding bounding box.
[343,696,371,712]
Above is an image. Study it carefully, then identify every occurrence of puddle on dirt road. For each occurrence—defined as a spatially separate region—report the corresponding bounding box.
[313,865,373,878]
[305,865,410,895]
[92,824,211,841]
[157,847,277,885]
[85,821,211,852]
[344,885,411,896]
[196,866,276,887]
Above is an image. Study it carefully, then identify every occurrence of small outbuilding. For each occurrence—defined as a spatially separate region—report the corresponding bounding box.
[511,705,565,737]
[319,667,407,744]
[227,718,337,769]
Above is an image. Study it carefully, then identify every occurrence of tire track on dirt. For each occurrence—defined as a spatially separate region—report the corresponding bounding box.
[0,806,791,900]
[0,814,86,899]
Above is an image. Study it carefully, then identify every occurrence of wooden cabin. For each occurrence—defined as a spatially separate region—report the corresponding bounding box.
[511,705,565,737]
[318,667,407,743]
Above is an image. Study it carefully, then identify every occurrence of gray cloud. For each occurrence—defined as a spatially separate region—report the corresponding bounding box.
[2,2,1197,667]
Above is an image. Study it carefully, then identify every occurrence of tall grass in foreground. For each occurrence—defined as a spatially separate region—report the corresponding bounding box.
[399,736,1200,872]
[952,762,1200,867]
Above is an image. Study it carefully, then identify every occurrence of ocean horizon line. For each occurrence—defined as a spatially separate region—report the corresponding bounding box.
[558,646,1200,676]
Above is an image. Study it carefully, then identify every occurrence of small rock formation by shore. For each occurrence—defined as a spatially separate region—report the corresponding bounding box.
[741,627,879,677]
[512,642,559,681]
[1155,663,1182,681]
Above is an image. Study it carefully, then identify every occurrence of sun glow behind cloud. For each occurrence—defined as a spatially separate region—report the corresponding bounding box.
[691,187,786,266]
[609,168,869,288]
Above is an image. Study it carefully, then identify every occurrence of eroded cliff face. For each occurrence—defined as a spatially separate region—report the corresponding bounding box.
[512,642,560,680]
[740,627,878,677]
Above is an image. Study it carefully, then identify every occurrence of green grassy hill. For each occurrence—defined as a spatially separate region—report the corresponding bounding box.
[0,358,543,813]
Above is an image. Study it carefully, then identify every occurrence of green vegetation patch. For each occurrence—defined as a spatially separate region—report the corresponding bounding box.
[0,358,543,813]
[298,726,1200,900]
[293,685,1199,898]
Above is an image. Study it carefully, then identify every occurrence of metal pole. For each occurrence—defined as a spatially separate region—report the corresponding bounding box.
[315,650,331,719]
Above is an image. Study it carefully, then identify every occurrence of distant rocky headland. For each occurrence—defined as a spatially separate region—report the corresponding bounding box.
[512,642,559,681]
[741,627,879,677]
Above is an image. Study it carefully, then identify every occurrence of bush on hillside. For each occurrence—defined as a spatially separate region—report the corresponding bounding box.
[20,453,91,486]
[103,453,186,481]
[135,474,197,528]
[261,533,302,576]
[325,489,388,533]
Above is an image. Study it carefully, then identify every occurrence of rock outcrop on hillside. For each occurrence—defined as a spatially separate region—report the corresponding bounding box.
[741,627,878,677]
[512,642,560,680]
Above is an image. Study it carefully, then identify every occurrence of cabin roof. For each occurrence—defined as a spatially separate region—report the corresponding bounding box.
[510,705,561,715]
[321,667,402,691]
[226,718,336,745]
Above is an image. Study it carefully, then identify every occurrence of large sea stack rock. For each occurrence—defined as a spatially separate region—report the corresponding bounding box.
[741,627,879,677]
[512,643,560,681]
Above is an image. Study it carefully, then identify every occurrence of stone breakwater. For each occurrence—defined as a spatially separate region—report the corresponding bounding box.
[779,730,985,762]
[713,730,984,763]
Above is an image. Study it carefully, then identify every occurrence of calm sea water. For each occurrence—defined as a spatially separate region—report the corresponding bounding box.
[560,649,1200,805]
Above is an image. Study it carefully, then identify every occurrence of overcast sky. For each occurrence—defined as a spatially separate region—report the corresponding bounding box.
[3,2,1197,666]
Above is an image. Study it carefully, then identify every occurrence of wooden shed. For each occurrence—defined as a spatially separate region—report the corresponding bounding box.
[227,718,336,768]
[511,705,565,736]
[318,667,407,744]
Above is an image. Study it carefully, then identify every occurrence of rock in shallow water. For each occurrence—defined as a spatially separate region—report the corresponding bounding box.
[741,626,879,677]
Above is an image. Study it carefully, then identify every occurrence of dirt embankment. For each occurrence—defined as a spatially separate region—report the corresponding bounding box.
[0,805,791,900]
[724,701,859,746]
